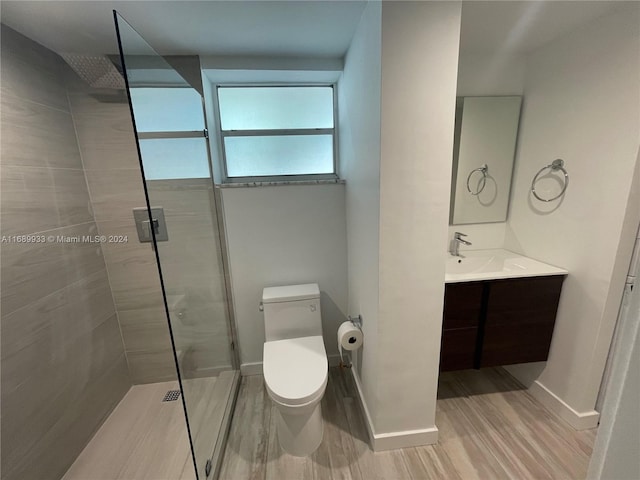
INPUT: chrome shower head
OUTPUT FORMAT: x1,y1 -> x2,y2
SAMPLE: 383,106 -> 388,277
60,53 -> 125,89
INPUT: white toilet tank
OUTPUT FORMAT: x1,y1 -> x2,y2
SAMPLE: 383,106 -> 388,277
262,284 -> 322,342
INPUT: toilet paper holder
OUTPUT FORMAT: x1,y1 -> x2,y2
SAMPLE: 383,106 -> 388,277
348,315 -> 362,329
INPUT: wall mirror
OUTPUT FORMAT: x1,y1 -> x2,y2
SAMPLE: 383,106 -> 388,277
450,95 -> 522,225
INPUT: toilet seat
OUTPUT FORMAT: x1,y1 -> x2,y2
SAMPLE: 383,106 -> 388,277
263,335 -> 328,406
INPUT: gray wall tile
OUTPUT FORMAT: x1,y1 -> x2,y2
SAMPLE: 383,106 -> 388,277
1,269 -> 116,362
0,24 -> 130,480
66,82 -> 177,385
0,27 -> 69,111
1,222 -> 107,316
66,57 -> 233,384
1,94 -> 83,169
126,349 -> 179,385
84,169 -> 148,223
1,165 -> 94,235
120,323 -> 175,354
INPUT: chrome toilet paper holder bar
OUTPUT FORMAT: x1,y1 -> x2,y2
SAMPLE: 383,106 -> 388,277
348,315 -> 362,329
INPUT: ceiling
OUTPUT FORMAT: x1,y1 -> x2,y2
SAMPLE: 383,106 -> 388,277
0,1 -> 366,57
0,1 -> 620,59
459,1 -> 618,54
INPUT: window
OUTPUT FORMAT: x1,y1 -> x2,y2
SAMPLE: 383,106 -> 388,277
130,87 -> 210,180
215,86 -> 337,181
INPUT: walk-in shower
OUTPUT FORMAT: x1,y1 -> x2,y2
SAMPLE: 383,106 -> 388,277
0,10 -> 239,480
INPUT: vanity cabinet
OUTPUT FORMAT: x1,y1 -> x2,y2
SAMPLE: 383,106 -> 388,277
440,275 -> 565,372
440,283 -> 483,371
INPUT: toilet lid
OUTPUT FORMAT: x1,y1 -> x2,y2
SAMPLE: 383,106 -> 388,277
263,336 -> 328,406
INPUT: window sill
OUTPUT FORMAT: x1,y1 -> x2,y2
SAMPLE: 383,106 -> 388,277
216,178 -> 345,188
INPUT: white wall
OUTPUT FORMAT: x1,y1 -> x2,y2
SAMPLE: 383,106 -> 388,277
450,52 -> 526,250
339,2 -> 462,449
457,52 -> 525,97
375,0 -> 461,442
221,184 -> 348,369
503,4 -> 640,426
448,223 -> 507,252
337,0 -> 382,433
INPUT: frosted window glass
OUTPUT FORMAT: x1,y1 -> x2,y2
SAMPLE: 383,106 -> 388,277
130,88 -> 204,132
139,138 -> 209,180
218,87 -> 333,130
225,135 -> 333,177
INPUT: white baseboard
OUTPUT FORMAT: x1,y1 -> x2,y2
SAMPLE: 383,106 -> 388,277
374,427 -> 439,451
529,380 -> 600,430
240,362 -> 263,376
349,365 -> 376,444
350,368 -> 439,451
240,354 -> 342,376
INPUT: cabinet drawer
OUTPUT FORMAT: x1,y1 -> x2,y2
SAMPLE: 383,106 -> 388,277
443,282 -> 484,329
440,328 -> 478,371
481,321 -> 555,367
486,276 -> 564,327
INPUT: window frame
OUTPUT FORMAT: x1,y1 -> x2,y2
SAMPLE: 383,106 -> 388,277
213,84 -> 339,183
132,86 -> 212,180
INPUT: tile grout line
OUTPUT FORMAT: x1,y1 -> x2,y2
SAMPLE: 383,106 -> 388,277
6,220 -> 95,237
1,84 -> 73,115
1,266 -> 114,321
0,163 -> 86,172
65,80 -> 134,382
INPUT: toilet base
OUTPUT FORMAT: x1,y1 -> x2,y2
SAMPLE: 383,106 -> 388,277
275,402 -> 323,456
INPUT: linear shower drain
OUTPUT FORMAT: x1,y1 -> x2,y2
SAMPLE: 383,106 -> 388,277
162,390 -> 181,402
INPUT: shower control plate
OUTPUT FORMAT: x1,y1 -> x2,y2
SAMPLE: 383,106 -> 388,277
133,207 -> 168,242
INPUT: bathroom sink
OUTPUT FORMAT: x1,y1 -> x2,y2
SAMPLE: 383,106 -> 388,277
446,255 -> 503,274
445,249 -> 567,283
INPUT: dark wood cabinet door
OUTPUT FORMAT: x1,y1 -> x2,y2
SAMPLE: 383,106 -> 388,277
485,276 -> 564,326
443,282 -> 484,329
440,328 -> 478,371
481,275 -> 564,367
481,322 -> 556,367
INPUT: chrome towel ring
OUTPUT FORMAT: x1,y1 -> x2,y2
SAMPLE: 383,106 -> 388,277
466,164 -> 488,195
531,159 -> 569,202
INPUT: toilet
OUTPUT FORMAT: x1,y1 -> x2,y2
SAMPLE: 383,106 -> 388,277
262,283 -> 328,456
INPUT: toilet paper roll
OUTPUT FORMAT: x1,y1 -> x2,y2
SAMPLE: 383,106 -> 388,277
337,321 -> 363,362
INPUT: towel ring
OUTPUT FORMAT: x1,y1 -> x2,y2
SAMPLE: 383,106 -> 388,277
466,164 -> 488,196
531,159 -> 569,202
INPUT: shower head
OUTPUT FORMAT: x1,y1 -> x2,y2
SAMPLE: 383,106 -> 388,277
60,53 -> 125,89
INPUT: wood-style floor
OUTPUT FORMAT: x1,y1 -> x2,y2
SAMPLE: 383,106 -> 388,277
219,367 -> 596,480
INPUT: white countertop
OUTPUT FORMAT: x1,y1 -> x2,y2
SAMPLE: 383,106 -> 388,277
445,249 -> 568,283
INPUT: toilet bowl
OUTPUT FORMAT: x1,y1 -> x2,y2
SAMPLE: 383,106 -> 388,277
264,335 -> 327,455
261,284 -> 328,456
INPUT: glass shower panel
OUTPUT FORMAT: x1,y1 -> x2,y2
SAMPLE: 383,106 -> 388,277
114,12 -> 238,480
129,88 -> 205,132
139,137 -> 210,180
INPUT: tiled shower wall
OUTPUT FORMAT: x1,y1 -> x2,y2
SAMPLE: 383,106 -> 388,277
65,62 -> 232,381
0,25 -> 131,480
148,179 -> 233,377
64,74 -> 177,384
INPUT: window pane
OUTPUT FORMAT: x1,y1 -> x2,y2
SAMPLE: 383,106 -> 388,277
224,135 -> 333,177
218,87 -> 333,130
139,138 -> 209,180
130,88 -> 204,132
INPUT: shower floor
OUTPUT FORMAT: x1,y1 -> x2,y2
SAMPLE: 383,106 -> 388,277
63,372 -> 235,480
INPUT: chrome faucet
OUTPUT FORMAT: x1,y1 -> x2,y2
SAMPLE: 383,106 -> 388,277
450,232 -> 472,257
